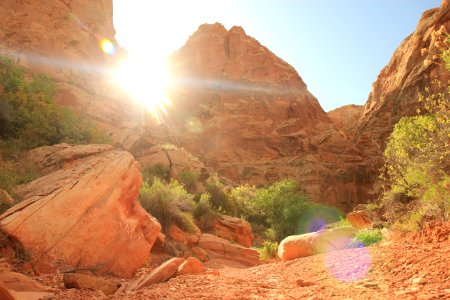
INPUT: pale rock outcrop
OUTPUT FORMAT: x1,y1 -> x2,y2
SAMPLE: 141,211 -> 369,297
0,144 -> 161,278
176,257 -> 206,276
277,227 -> 357,261
198,234 -> 260,266
347,211 -> 374,229
211,215 -> 253,247
127,257 -> 185,292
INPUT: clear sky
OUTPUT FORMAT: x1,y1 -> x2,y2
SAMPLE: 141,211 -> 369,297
112,0 -> 441,112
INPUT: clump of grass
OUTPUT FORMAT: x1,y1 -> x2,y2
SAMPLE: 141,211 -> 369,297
139,178 -> 197,234
177,171 -> 198,193
259,240 -> 278,260
142,163 -> 171,184
351,229 -> 383,248
194,192 -> 218,231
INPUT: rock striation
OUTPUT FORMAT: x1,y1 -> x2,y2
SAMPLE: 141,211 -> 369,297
0,144 -> 161,278
327,105 -> 364,140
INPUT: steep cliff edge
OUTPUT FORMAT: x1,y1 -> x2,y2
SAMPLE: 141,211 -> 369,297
354,0 -> 450,168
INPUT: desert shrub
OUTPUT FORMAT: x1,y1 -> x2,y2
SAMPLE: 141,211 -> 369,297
205,177 -> 234,214
139,178 -> 196,234
0,56 -> 110,152
229,184 -> 260,220
351,229 -> 383,248
142,163 -> 171,184
259,240 -> 278,260
194,192 -> 218,231
177,170 -> 198,193
380,27 -> 450,230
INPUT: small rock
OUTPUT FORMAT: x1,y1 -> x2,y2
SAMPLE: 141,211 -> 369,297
412,277 -> 427,285
176,257 -> 205,276
63,273 -> 120,295
296,279 -> 315,287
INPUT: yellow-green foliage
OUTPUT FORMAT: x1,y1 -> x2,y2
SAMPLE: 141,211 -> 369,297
139,178 -> 197,234
142,163 -> 171,184
193,192 -> 218,231
0,56 -> 110,152
177,170 -> 198,193
351,229 -> 383,248
381,28 -> 450,228
259,240 -> 278,260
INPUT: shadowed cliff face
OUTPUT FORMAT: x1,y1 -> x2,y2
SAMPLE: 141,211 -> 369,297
354,0 -> 450,168
164,23 -> 372,211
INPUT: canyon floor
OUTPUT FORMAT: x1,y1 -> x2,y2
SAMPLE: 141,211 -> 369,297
34,222 -> 450,300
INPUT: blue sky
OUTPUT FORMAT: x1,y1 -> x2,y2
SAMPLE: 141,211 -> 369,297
113,0 -> 441,111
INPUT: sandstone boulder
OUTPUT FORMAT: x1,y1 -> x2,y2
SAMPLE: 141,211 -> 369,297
168,224 -> 201,246
63,273 -> 120,295
278,227 -> 358,261
347,210 -> 373,229
0,144 -> 161,278
198,234 -> 259,266
127,257 -> 185,292
176,257 -> 206,276
211,215 -> 253,247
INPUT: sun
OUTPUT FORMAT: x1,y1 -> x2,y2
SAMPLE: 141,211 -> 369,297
113,56 -> 172,120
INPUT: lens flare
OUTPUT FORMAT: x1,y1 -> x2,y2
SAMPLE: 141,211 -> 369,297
324,245 -> 371,282
100,38 -> 115,55
113,57 -> 171,122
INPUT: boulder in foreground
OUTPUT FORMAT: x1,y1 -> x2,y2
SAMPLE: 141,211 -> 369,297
0,144 -> 161,278
278,227 -> 357,261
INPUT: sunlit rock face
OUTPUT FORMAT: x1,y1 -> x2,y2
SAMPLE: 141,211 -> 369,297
354,0 -> 450,168
167,23 -> 372,211
328,105 -> 364,140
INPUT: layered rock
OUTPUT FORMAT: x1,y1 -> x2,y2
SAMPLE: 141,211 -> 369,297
197,233 -> 260,266
355,0 -> 450,167
0,144 -> 161,278
167,23 -> 371,210
211,215 -> 253,247
328,105 -> 364,139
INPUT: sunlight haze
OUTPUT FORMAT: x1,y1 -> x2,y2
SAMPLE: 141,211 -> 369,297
112,0 -> 441,111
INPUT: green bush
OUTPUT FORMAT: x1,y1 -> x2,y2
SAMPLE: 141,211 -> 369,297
139,178 -> 196,234
142,163 -> 171,184
177,171 -> 198,193
351,229 -> 383,247
205,178 -> 233,214
193,192 -> 218,231
0,56 -> 110,151
259,240 -> 278,260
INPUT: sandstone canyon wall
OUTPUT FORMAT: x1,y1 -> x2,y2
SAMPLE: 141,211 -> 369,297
162,23 -> 372,210
354,1 -> 450,168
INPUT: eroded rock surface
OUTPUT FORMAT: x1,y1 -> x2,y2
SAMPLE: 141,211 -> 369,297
211,215 -> 253,247
328,105 -> 364,139
0,144 -> 161,278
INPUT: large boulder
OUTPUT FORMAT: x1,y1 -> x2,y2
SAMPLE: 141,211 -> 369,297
0,144 -> 161,278
198,234 -> 259,266
278,227 -> 358,261
0,272 -> 54,300
176,257 -> 206,276
211,215 -> 253,247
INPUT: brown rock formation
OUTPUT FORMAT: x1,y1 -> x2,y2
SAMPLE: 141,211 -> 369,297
355,0 -> 450,167
328,105 -> 364,139
63,273 -> 120,295
167,23 -> 371,211
176,257 -> 206,276
211,215 -> 253,247
198,233 -> 260,266
0,144 -> 161,278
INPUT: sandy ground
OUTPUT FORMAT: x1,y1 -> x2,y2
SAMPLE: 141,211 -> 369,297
38,222 -> 450,299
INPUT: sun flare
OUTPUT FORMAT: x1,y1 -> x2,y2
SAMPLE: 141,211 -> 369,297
113,57 -> 172,120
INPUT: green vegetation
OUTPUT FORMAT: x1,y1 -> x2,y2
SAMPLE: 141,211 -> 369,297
139,178 -> 197,234
380,27 -> 450,230
351,229 -> 383,247
0,56 -> 110,153
142,163 -> 171,184
193,192 -> 218,231
177,170 -> 198,193
258,240 -> 278,260
205,177 -> 232,214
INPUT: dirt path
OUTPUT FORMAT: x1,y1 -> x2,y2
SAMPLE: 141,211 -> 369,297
46,222 -> 450,299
